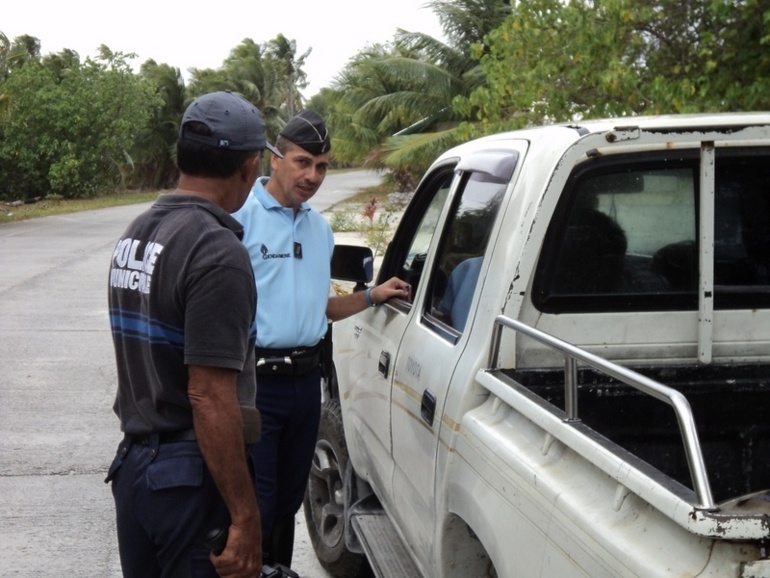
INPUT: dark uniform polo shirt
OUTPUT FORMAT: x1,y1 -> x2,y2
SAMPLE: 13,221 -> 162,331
108,194 -> 257,435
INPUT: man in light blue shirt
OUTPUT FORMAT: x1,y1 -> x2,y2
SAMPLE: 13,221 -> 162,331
439,256 -> 483,331
232,110 -> 409,568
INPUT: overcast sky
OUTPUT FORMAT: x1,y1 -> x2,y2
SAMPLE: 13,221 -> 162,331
3,0 -> 445,97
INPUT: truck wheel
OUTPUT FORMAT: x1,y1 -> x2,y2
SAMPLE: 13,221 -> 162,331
303,399 -> 372,578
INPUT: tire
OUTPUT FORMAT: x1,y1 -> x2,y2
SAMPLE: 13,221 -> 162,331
302,399 -> 373,578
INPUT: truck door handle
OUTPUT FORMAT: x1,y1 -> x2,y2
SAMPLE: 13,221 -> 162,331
421,390 -> 436,426
378,351 -> 390,378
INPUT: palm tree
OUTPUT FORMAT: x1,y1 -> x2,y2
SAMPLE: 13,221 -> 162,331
1,34 -> 45,127
41,49 -> 81,80
428,0 -> 511,50
0,32 -> 10,82
4,34 -> 42,73
188,38 -> 288,143
326,0 -> 509,184
329,38 -> 473,181
131,60 -> 187,189
0,33 -> 11,122
264,33 -> 310,117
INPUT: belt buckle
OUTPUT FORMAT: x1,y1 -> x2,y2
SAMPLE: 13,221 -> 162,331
256,356 -> 292,368
256,356 -> 292,374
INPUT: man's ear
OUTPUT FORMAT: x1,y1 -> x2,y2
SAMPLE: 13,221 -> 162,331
270,150 -> 283,172
241,153 -> 262,183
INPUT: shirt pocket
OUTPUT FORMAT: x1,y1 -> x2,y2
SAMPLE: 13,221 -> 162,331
146,455 -> 204,490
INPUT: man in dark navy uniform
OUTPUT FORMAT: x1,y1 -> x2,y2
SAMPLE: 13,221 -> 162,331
106,90 -> 279,578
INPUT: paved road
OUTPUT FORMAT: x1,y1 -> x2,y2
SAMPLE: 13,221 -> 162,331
0,170 -> 382,577
306,169 -> 382,213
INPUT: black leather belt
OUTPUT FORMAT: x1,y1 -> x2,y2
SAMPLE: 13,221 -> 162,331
255,343 -> 322,376
128,407 -> 261,448
131,429 -> 197,445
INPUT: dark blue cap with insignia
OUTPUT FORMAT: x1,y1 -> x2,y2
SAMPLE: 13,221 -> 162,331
180,90 -> 282,157
279,109 -> 331,155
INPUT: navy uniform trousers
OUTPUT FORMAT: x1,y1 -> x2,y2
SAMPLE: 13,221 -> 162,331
106,435 -> 230,578
252,367 -> 322,565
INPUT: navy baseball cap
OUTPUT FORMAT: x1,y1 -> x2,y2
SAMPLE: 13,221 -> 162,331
279,109 -> 331,155
180,90 -> 282,157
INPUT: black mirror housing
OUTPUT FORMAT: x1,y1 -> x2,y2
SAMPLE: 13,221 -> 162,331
331,245 -> 374,286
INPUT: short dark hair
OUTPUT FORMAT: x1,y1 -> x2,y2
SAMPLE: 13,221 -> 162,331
274,135 -> 297,157
176,121 -> 259,178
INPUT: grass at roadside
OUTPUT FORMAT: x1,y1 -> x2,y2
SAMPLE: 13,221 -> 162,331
0,176 -> 404,225
1,191 -> 162,224
1,179 -> 408,296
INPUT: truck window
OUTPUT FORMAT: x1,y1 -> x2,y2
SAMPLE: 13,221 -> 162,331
425,171 -> 506,335
377,168 -> 455,302
533,148 -> 770,312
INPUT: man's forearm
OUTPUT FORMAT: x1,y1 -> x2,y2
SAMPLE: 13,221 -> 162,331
326,276 -> 412,321
326,290 -> 368,322
194,400 -> 259,525
188,366 -> 259,526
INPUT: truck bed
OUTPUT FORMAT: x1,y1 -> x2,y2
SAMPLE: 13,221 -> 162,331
504,363 -> 770,503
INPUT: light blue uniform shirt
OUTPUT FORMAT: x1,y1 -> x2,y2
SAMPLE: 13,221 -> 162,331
439,256 -> 483,331
232,177 -> 335,348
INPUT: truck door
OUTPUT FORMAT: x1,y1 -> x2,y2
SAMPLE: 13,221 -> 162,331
339,167 -> 456,497
387,158 -> 512,562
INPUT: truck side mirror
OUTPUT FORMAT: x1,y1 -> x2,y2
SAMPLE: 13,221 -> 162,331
331,245 -> 374,291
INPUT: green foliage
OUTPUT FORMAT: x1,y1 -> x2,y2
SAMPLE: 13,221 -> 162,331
326,190 -> 410,256
328,210 -> 360,233
0,30 -> 313,201
6,0 -> 769,205
322,0 -> 510,184
130,60 -> 187,190
0,47 -> 158,200
187,36 -> 310,144
360,194 -> 411,256
379,129 -> 466,186
455,0 -> 641,132
1,190 -> 158,223
328,45 -> 444,162
428,0 -> 513,52
361,198 -> 398,256
265,33 -> 310,117
456,0 -> 770,136
306,87 -> 337,118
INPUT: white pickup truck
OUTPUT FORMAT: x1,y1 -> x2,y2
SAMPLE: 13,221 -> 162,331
303,114 -> 770,578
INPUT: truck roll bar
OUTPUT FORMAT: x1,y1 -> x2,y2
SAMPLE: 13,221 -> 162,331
490,314 -> 716,510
